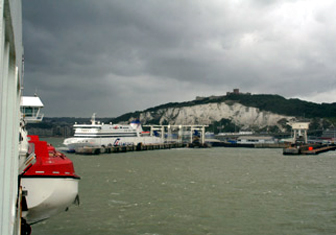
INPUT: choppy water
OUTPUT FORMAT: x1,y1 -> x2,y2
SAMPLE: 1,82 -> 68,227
33,138 -> 336,235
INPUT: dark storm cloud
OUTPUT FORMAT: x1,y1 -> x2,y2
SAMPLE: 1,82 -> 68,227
22,0 -> 336,117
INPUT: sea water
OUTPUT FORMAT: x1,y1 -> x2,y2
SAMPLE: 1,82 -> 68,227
32,138 -> 336,235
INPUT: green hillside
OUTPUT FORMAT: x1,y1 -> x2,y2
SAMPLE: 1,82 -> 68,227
113,93 -> 336,123
223,94 -> 336,118
27,93 -> 336,137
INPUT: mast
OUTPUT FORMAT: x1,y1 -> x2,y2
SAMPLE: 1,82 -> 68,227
91,113 -> 96,125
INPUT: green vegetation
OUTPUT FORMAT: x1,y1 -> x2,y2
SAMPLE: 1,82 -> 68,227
109,93 -> 336,135
110,111 -> 142,124
135,93 -> 336,119
27,122 -> 54,129
30,93 -> 335,137
207,118 -> 240,134
223,94 -> 336,118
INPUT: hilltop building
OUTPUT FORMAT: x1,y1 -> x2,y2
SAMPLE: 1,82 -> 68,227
196,89 -> 251,101
226,88 -> 251,96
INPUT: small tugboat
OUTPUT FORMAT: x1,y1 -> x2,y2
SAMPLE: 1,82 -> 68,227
21,135 -> 80,224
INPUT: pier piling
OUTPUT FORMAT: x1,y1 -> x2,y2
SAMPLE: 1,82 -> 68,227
74,142 -> 185,155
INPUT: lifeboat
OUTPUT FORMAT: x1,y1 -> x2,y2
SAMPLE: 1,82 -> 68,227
21,135 -> 80,224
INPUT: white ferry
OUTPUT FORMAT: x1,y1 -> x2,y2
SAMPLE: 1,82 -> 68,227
63,114 -> 164,151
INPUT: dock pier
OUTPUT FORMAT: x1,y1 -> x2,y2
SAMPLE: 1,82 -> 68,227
282,121 -> 336,155
74,142 -> 186,155
283,144 -> 336,155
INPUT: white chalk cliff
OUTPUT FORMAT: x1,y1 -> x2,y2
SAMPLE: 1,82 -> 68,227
138,101 -> 295,132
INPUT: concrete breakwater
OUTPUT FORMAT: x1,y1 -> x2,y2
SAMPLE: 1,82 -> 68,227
75,142 -> 186,155
210,141 -> 288,148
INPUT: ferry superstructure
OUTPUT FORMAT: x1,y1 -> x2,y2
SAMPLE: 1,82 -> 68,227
0,1 -> 80,233
63,114 -> 164,151
0,0 -> 25,234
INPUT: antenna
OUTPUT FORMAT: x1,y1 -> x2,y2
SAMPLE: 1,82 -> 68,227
91,113 -> 96,125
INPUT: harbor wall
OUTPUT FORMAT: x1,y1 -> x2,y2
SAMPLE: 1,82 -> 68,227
74,143 -> 185,155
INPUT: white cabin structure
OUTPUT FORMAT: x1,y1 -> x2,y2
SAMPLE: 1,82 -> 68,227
21,96 -> 44,123
289,122 -> 310,144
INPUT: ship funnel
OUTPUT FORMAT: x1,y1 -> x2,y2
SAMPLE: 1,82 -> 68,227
130,119 -> 143,133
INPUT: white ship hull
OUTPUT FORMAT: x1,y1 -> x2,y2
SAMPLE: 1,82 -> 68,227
21,177 -> 79,224
64,136 -> 164,151
64,114 -> 164,151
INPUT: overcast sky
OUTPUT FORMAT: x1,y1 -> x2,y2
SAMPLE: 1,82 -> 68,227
22,0 -> 336,117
